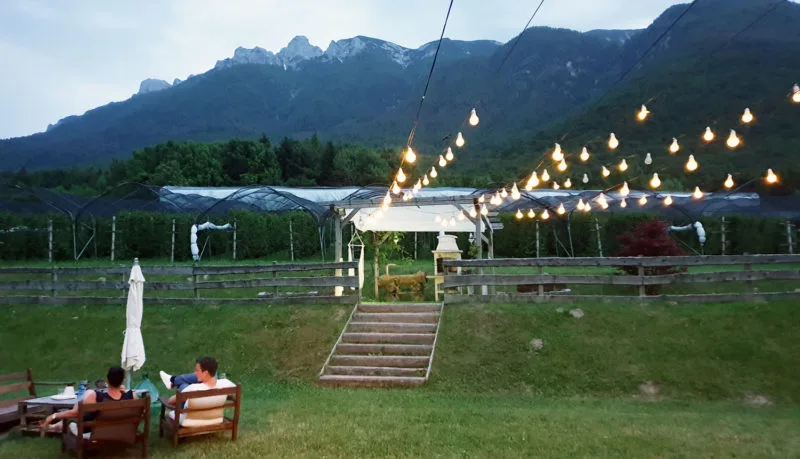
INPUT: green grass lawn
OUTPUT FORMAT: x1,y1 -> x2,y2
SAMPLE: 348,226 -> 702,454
2,299 -> 800,456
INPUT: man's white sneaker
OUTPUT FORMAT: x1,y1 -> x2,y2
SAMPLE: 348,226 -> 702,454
159,371 -> 173,390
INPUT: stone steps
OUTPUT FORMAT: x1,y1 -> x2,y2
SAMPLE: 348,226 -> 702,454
319,302 -> 443,388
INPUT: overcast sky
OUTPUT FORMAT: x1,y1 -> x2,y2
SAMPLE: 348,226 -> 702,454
0,0 -> 690,139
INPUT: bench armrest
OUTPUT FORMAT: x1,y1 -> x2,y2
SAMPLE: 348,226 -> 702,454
158,395 -> 175,409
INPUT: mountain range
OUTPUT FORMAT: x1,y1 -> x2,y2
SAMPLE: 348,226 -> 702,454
1,0 -> 799,176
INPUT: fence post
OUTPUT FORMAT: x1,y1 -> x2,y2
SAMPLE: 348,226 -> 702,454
72,220 -> 77,261
720,217 -> 727,255
232,221 -> 237,261
272,261 -> 278,296
48,219 -> 53,264
786,220 -> 794,255
594,217 -> 604,257
193,266 -> 200,299
288,219 -> 295,262
121,272 -> 126,298
170,219 -> 176,263
414,232 -> 418,260
50,267 -> 57,297
537,264 -> 544,296
110,216 -> 116,261
638,263 -> 645,298
535,221 -> 540,258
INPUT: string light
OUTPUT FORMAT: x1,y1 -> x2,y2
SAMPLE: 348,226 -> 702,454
515,209 -> 523,220
685,154 -> 698,172
396,168 -> 407,183
552,143 -> 564,162
577,199 -> 586,211
469,108 -> 480,126
638,195 -> 648,206
583,202 -> 592,213
793,84 -> 800,103
650,173 -> 661,189
438,155 -> 448,168
383,191 -> 392,206
618,159 -> 628,172
445,147 -> 454,161
541,209 -> 550,220
693,187 -> 704,199
598,195 -> 609,210
582,174 -> 589,184
423,174 -> 430,186
608,133 -> 619,150
413,179 -> 422,192
726,130 -> 741,149
620,182 -> 630,197
669,137 -> 680,154
527,209 -> 536,219
481,204 -> 489,216
724,174 -> 734,189
430,167 -> 438,178
403,192 -> 412,201
500,187 -> 508,199
435,215 -> 442,223
553,182 -> 560,190
564,178 -> 572,188
525,171 -> 540,191
766,168 -> 779,184
541,169 -> 550,182
703,127 -> 715,142
741,108 -> 754,124
391,181 -> 401,195
580,147 -> 590,162
663,195 -> 673,206
637,104 -> 650,121
404,146 -> 417,163
492,191 -> 502,205
511,183 -> 521,200
620,198 -> 628,208
558,159 -> 568,172
478,194 -> 485,204
455,132 -> 465,147
449,217 -> 456,227
644,153 -> 652,165
557,203 -> 566,215
469,207 -> 478,218
457,211 -> 465,221
601,166 -> 611,178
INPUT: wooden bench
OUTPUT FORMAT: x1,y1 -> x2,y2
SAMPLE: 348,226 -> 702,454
61,395 -> 150,459
159,385 -> 241,447
0,369 -> 73,430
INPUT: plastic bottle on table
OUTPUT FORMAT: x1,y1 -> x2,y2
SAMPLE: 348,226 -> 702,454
77,380 -> 88,398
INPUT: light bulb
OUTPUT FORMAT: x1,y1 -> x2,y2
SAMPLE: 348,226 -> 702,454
741,108 -> 754,124
583,202 -> 591,212
439,155 -> 447,167
423,174 -> 430,186
637,104 -> 650,121
552,143 -> 564,162
458,211 -> 466,221
449,217 -> 456,226
693,187 -> 703,199
404,146 -> 416,163
403,192 -> 411,201
558,159 -> 568,172
527,209 -> 535,219
515,209 -> 524,220
793,84 -> 800,103
435,215 -> 442,223
726,130 -> 741,149
469,108 -> 480,126
383,191 -> 392,206
703,127 -> 715,142
602,166 -> 611,178
478,194 -> 485,203
620,198 -> 628,208
541,169 -> 550,182
501,187 -> 508,199
669,137 -> 680,154
663,195 -> 673,206
557,203 -> 566,215
469,207 -> 478,218
455,132 -> 465,148
620,181 -> 630,197
511,183 -> 521,200
724,174 -> 734,189
618,159 -> 628,172
580,147 -> 590,162
685,154 -> 698,172
766,168 -> 779,184
645,153 -> 653,165
553,182 -> 560,190
396,167 -> 407,183
481,204 -> 488,216
582,173 -> 589,184
430,167 -> 438,179
493,191 -> 502,205
608,133 -> 619,150
577,199 -> 586,211
413,179 -> 422,192
445,147 -> 454,161
564,178 -> 572,189
650,173 -> 661,189
526,171 -> 540,191
391,181 -> 401,195
541,209 -> 550,220
638,195 -> 648,206
441,218 -> 448,227
598,195 -> 609,210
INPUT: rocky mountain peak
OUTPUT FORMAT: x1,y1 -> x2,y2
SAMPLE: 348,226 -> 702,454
278,36 -> 323,63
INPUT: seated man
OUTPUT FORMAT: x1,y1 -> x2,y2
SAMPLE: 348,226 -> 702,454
159,357 -> 235,426
41,366 -> 138,434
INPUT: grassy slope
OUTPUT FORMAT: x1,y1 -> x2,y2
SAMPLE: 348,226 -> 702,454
2,300 -> 800,457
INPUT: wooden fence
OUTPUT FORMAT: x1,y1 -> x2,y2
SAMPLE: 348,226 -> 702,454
443,255 -> 800,304
0,261 -> 360,306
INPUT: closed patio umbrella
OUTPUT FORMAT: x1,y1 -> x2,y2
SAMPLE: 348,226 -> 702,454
121,258 -> 146,387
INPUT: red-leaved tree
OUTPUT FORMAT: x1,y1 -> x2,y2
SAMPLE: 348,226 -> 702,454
615,219 -> 687,294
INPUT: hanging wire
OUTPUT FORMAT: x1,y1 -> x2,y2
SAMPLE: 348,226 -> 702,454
496,0 -> 547,72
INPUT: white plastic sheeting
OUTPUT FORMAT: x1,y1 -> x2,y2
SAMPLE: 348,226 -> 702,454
191,221 -> 233,261
349,205 -> 481,233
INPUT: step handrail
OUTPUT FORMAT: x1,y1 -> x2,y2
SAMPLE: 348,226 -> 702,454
318,300 -> 362,378
424,303 -> 444,382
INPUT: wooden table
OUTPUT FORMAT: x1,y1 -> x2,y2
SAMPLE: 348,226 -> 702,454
17,395 -> 78,437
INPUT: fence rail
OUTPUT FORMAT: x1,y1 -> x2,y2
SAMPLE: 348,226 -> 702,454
0,261 -> 360,306
443,255 -> 800,303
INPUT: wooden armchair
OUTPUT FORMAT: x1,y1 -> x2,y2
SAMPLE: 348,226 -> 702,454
0,369 -> 73,429
61,395 -> 150,459
159,385 -> 241,447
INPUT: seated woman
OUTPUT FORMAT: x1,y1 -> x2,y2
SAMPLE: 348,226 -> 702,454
41,366 -> 137,434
